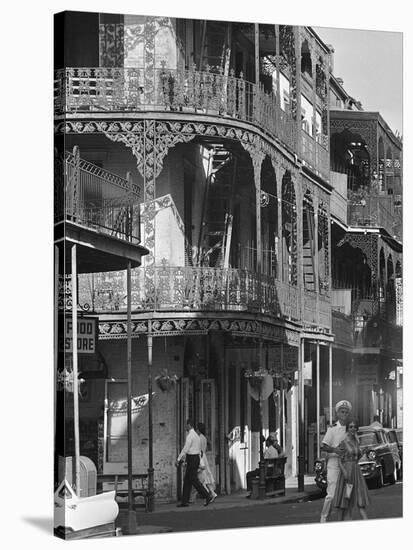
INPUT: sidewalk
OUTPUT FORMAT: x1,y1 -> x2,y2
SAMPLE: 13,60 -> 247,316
116,475 -> 320,534
147,475 -> 319,513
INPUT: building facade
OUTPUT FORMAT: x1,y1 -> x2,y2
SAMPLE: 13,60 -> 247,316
55,12 -> 402,505
328,73 -> 403,430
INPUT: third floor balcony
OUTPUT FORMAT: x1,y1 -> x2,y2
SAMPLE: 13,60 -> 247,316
54,66 -> 296,152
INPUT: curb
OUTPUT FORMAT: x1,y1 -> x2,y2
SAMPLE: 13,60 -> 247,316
127,489 -> 322,516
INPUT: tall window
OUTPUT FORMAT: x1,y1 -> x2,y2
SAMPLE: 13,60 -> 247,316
301,94 -> 314,136
281,172 -> 297,285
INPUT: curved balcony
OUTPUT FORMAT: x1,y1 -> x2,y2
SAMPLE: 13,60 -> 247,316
78,266 -> 302,322
54,66 -> 296,152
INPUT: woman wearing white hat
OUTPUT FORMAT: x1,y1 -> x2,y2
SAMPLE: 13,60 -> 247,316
319,400 -> 352,523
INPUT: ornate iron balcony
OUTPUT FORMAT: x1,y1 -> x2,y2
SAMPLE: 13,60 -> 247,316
78,266 -> 303,321
54,66 -> 296,151
55,147 -> 141,244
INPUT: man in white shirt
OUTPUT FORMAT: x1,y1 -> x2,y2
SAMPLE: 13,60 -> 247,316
319,400 -> 352,523
176,419 -> 212,507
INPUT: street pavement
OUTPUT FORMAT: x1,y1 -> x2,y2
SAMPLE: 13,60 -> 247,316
116,480 -> 402,536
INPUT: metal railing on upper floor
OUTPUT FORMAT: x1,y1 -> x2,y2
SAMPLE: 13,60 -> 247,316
54,66 -> 296,151
54,147 -> 141,244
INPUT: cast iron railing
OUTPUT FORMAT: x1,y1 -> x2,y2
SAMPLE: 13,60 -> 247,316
54,66 -> 296,151
79,266 -> 307,321
55,147 -> 141,243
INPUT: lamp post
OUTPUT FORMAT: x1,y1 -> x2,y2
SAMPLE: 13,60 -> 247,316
244,365 -> 273,500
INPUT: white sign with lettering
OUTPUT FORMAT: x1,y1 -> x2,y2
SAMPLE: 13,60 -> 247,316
59,318 -> 97,354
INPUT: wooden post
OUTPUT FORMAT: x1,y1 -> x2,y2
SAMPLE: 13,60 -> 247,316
71,244 -> 81,496
126,261 -> 137,533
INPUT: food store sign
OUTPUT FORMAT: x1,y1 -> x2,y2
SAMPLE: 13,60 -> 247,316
59,318 -> 97,354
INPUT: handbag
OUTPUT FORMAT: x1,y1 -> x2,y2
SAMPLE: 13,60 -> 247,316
345,482 -> 353,499
198,454 -> 206,471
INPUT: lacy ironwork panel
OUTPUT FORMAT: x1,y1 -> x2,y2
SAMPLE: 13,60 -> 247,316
80,265 -> 303,321
54,66 -> 296,152
98,316 -> 300,346
318,202 -> 330,293
99,24 -> 125,67
330,118 -> 378,173
279,25 -> 297,121
337,233 -> 379,281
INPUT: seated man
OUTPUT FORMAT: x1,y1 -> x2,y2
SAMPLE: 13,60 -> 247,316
246,436 -> 282,493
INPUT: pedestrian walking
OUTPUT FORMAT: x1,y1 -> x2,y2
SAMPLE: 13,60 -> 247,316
176,419 -> 213,507
333,419 -> 369,521
319,400 -> 352,523
197,422 -> 218,502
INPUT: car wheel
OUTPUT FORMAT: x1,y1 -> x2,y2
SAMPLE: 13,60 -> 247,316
396,464 -> 402,481
376,466 -> 384,488
387,466 -> 396,485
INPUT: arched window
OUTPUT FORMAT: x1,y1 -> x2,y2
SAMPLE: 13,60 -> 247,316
260,157 -> 278,278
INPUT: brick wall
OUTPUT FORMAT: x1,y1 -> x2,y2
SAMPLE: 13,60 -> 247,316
98,336 -> 184,500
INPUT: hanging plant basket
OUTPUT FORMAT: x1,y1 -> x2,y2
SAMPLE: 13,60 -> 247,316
56,367 -> 85,394
155,369 -> 179,392
244,368 -> 269,392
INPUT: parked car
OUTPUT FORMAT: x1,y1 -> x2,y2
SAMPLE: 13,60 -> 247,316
313,425 -> 402,491
358,426 -> 401,488
385,428 -> 403,480
314,457 -> 327,495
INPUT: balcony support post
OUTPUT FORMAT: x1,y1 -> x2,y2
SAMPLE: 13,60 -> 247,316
147,319 -> 155,511
297,336 -> 305,492
126,260 -> 137,533
71,244 -> 81,497
328,343 -> 333,426
316,342 -> 320,458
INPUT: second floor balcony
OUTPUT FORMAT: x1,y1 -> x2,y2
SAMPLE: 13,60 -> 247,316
77,265 -> 331,331
347,192 -> 400,239
79,266 -> 303,322
55,147 -> 141,245
54,66 -> 296,151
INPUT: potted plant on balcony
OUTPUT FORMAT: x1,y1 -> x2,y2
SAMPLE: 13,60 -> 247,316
155,368 -> 179,392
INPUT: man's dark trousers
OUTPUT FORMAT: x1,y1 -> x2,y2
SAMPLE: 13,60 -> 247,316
181,454 -> 210,504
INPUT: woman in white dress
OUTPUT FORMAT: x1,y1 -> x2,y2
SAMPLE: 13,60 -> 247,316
197,422 -> 217,502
